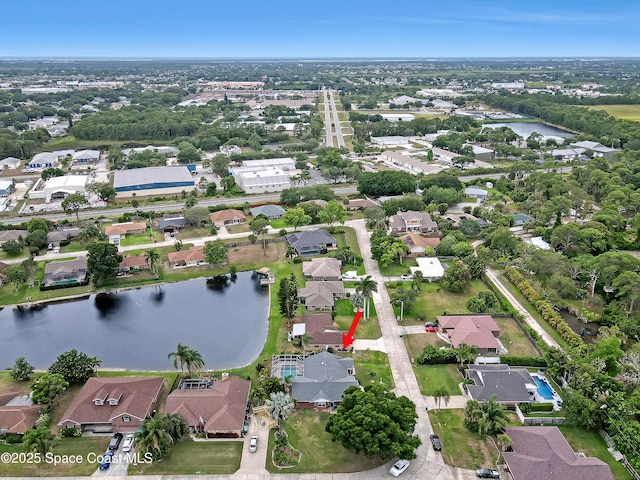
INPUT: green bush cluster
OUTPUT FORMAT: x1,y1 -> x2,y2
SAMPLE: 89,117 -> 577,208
504,268 -> 583,347
529,402 -> 555,412
499,356 -> 547,367
416,345 -> 457,365
5,434 -> 23,444
60,427 -> 82,437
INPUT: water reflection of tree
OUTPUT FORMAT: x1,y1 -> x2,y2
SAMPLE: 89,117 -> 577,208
95,293 -> 125,318
151,286 -> 164,304
206,274 -> 231,292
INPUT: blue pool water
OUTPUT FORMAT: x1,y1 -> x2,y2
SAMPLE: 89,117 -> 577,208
280,366 -> 298,379
533,376 -> 554,400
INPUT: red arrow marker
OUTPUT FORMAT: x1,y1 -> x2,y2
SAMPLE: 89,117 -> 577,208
342,311 -> 362,349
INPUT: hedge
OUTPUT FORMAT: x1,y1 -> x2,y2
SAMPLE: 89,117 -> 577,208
417,345 -> 458,365
500,355 -> 547,367
529,402 -> 555,412
504,268 -> 583,348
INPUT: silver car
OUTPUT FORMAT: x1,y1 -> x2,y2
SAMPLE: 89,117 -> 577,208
249,435 -> 258,453
389,459 -> 410,477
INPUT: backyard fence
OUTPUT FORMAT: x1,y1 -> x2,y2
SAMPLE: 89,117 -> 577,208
599,429 -> 640,480
515,404 -> 566,426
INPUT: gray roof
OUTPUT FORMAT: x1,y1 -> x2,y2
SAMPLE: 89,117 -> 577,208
250,204 -> 286,218
292,352 -> 358,403
47,229 -> 80,243
466,365 -> 535,403
158,217 -> 187,229
114,166 -> 194,189
286,230 -> 337,254
0,157 -> 21,166
0,230 -> 28,243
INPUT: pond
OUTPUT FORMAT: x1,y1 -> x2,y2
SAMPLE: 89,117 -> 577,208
484,122 -> 575,139
558,309 -> 599,343
0,272 -> 269,370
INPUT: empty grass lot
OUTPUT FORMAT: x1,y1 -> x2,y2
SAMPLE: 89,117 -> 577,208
266,410 -> 385,473
0,438 -> 109,477
587,104 -> 640,121
428,409 -> 498,469
494,317 -> 540,357
415,364 -> 462,397
352,350 -> 395,389
130,438 -> 242,475
334,298 -> 381,339
388,279 -> 493,322
118,229 -> 164,247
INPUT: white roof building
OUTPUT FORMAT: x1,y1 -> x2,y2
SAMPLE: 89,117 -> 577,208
381,150 -> 443,176
411,257 -> 445,280
121,146 -> 179,157
242,157 -> 296,171
370,136 -> 413,146
380,113 -> 415,123
0,157 -> 21,170
524,237 -> 552,250
72,150 -> 100,163
29,150 -> 75,168
29,175 -> 88,200
231,165 -> 292,194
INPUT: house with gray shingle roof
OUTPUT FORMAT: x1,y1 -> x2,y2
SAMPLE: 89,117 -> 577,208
299,281 -> 345,311
286,230 -> 337,256
466,364 -> 537,404
291,351 -> 358,408
303,257 -> 341,281
42,258 -> 88,289
250,204 -> 286,219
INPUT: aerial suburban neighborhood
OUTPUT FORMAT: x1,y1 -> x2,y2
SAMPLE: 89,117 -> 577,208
1,4 -> 640,479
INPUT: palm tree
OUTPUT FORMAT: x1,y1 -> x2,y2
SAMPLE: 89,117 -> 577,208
455,343 -> 477,367
478,396 -> 509,436
463,399 -> 483,432
285,245 -> 297,263
183,347 -> 205,377
168,343 -> 190,376
433,386 -> 451,410
497,433 -> 512,452
145,248 -> 161,275
355,276 -> 378,321
22,427 -> 59,455
266,391 -> 295,428
135,417 -> 173,458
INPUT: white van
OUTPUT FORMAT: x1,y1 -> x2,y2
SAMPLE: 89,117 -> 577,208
341,271 -> 359,280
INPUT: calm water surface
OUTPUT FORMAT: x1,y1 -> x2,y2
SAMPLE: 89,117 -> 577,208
485,122 -> 575,139
0,272 -> 269,370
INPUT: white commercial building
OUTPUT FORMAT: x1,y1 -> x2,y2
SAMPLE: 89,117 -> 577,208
241,157 -> 296,171
381,150 -> 443,176
29,175 -> 88,200
231,165 -> 292,194
370,136 -> 413,146
411,257 -> 445,281
380,113 -> 415,123
29,150 -> 75,169
121,146 -> 179,157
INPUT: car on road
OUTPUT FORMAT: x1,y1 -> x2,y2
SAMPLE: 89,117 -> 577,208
108,432 -> 123,451
400,274 -> 413,280
425,325 -> 438,332
476,469 -> 500,478
99,451 -> 114,470
249,435 -> 258,453
430,434 -> 442,451
389,459 -> 410,477
122,433 -> 134,452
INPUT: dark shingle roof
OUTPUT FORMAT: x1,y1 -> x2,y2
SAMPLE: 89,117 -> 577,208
286,230 -> 337,254
292,351 -> 358,403
466,365 -> 535,403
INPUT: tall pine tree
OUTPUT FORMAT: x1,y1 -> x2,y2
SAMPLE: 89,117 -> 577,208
278,273 -> 299,327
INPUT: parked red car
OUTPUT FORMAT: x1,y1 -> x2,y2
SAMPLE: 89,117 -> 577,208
425,326 -> 439,332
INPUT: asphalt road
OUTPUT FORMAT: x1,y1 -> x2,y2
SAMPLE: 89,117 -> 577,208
322,88 -> 346,148
0,186 -> 358,225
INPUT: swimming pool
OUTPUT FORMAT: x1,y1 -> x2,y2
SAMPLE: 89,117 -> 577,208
533,376 -> 554,400
280,365 -> 298,379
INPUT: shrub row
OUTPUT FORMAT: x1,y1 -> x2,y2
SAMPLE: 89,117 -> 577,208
416,345 -> 457,365
529,402 -> 555,412
504,268 -> 583,348
499,355 -> 547,367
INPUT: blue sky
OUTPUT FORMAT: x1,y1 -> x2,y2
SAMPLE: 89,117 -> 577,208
3,0 -> 639,58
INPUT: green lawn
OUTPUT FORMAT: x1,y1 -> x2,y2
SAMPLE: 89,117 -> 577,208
414,364 -> 462,397
494,317 -> 540,357
388,279 -> 492,322
379,259 -> 417,277
266,410 -> 385,473
335,298 -> 381,339
559,426 -> 631,480
428,409 -> 498,469
270,219 -> 286,229
0,437 -> 109,476
332,227 -> 365,274
587,104 -> 640,122
351,350 -> 394,389
119,229 -> 163,246
129,438 -> 242,475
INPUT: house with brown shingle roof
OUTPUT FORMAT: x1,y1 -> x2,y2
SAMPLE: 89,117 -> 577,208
105,222 -> 147,245
503,426 -> 614,480
400,233 -> 441,257
437,315 -> 501,354
118,254 -> 148,274
0,393 -> 43,435
297,314 -> 345,349
209,209 -> 246,227
168,246 -> 206,268
345,198 -> 378,211
302,257 -> 342,281
165,375 -> 250,438
58,377 -> 164,433
0,230 -> 28,246
388,211 -> 438,234
299,281 -> 346,312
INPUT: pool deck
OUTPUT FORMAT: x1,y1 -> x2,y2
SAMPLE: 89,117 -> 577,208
531,373 -> 563,410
